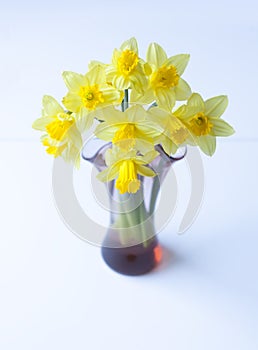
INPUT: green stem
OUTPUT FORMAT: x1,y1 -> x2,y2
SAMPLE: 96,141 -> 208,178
122,89 -> 129,112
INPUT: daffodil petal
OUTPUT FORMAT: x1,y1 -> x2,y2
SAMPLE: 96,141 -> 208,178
102,86 -> 122,105
165,54 -> 190,75
211,118 -> 235,136
42,95 -> 64,116
187,93 -> 205,109
78,108 -> 94,132
120,37 -> 138,53
174,105 -> 200,120
126,105 -> 146,123
137,164 -> 157,177
94,123 -> 119,141
174,78 -> 191,101
198,135 -> 216,156
86,65 -> 105,85
161,135 -> 174,155
62,71 -> 85,92
130,87 -> 155,104
204,95 -> 228,118
62,92 -> 82,113
146,42 -> 167,68
32,117 -> 54,131
148,107 -> 170,125
140,149 -> 159,163
97,164 -> 119,182
67,125 -> 83,150
156,89 -> 176,111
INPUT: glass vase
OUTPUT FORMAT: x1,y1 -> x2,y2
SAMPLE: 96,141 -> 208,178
82,140 -> 185,276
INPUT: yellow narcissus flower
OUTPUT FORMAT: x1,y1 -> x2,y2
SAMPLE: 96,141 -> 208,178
94,104 -> 162,153
175,93 -> 235,156
62,65 -> 122,132
131,43 -> 191,110
97,148 -> 158,194
105,37 -> 148,93
148,106 -> 191,155
32,95 -> 82,166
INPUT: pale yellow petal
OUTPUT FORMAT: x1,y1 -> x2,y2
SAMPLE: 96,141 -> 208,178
67,124 -> 83,150
136,121 -> 163,138
204,95 -> 228,118
42,95 -> 64,116
62,71 -> 85,92
126,105 -> 146,123
174,105 -> 200,120
120,37 -> 138,53
113,74 -> 129,90
187,93 -> 205,110
211,118 -> 235,136
198,135 -> 216,156
94,123 -> 119,141
88,60 -> 106,70
95,106 -> 124,124
174,78 -> 191,101
130,87 -> 155,104
165,54 -> 190,75
146,42 -> 167,68
137,164 -> 157,177
140,149 -> 159,163
62,92 -> 82,113
86,65 -> 106,85
32,117 -> 54,131
97,164 -> 119,182
78,108 -> 94,132
156,89 -> 176,111
102,85 -> 121,105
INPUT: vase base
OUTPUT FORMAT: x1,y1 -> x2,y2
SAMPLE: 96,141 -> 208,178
101,237 -> 161,276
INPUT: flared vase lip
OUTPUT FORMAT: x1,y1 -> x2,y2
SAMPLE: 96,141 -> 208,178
155,144 -> 187,163
81,138 -> 187,165
81,139 -> 112,163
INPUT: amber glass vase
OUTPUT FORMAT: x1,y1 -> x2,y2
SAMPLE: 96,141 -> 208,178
82,140 -> 185,276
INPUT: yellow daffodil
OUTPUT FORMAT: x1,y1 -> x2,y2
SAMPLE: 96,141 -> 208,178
175,93 -> 235,156
148,106 -> 191,155
97,148 -> 158,194
94,104 -> 162,153
62,65 -> 122,132
32,95 -> 82,166
131,43 -> 191,110
105,37 -> 148,93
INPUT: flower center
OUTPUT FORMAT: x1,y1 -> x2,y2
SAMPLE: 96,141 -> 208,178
116,160 -> 141,194
151,65 -> 179,89
117,49 -> 139,77
189,112 -> 213,136
46,114 -> 74,141
112,124 -> 136,150
79,85 -> 104,110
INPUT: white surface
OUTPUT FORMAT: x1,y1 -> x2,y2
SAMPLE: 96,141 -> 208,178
1,0 -> 258,349
0,141 -> 257,350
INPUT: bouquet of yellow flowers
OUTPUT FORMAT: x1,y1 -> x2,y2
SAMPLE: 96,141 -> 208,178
33,37 -> 234,195
33,38 -> 234,275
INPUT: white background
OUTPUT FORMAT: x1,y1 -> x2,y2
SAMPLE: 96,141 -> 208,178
0,1 -> 258,349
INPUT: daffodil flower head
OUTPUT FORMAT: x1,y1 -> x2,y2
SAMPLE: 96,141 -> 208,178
175,93 -> 235,156
97,148 -> 158,194
32,95 -> 83,166
148,106 -> 190,155
106,38 -> 148,93
62,65 -> 121,132
131,43 -> 191,111
94,104 -> 162,153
